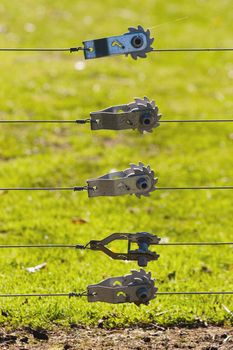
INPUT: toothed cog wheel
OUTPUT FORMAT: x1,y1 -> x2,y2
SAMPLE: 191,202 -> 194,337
128,96 -> 161,133
125,162 -> 158,198
124,269 -> 157,305
125,25 -> 154,60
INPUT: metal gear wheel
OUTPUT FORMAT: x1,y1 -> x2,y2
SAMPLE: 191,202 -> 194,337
126,162 -> 158,198
125,25 -> 154,60
124,269 -> 157,305
127,96 -> 161,133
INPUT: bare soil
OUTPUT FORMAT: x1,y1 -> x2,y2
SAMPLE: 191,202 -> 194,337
0,326 -> 232,350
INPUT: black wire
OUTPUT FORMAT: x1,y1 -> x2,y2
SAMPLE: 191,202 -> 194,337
0,47 -> 232,53
0,47 -> 88,53
159,242 -> 233,246
0,119 -> 91,124
0,292 -> 90,298
160,119 -> 233,123
0,244 -> 78,248
0,291 -> 232,298
0,186 -> 92,191
0,242 -> 232,249
0,187 -> 74,191
156,186 -> 233,190
0,186 -> 232,191
152,48 -> 233,52
0,118 -> 233,124
157,291 -> 233,295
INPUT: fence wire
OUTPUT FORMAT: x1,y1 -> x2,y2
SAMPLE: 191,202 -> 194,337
0,291 -> 232,298
0,242 -> 232,249
0,118 -> 233,124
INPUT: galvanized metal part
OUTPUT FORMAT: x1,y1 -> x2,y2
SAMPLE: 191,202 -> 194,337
87,269 -> 157,305
87,162 -> 158,198
83,25 -> 154,60
89,232 -> 160,267
90,97 -> 161,133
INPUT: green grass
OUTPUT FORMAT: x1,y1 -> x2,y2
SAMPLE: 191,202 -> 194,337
0,0 -> 233,328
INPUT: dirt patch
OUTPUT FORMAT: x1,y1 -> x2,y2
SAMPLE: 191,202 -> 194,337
0,326 -> 232,350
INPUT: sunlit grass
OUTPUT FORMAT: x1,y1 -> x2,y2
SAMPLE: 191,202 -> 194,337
0,0 -> 232,328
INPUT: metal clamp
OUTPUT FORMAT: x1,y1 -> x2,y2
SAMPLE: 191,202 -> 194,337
90,97 -> 161,133
87,162 -> 157,198
87,269 -> 157,305
83,25 -> 154,60
89,232 -> 160,267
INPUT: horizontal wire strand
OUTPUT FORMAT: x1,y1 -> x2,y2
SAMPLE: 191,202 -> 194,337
156,186 -> 233,190
160,119 -> 233,123
0,244 -> 78,248
0,187 -> 75,191
0,186 -> 232,191
0,48 -> 70,52
152,48 -> 233,52
157,291 -> 233,295
0,292 -> 89,298
0,119 -> 91,124
0,186 -> 93,191
0,291 -> 232,298
0,47 -> 88,53
0,242 -> 232,249
0,47 -> 233,53
0,119 -> 232,124
159,242 -> 233,246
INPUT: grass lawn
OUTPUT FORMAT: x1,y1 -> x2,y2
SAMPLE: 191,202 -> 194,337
0,0 -> 232,328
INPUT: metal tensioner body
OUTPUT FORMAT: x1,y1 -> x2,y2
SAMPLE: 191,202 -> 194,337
87,269 -> 157,305
87,162 -> 157,198
89,232 -> 161,267
83,25 -> 154,60
90,97 -> 161,133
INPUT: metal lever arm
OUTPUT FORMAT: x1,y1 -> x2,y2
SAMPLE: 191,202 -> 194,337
89,232 -> 160,266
